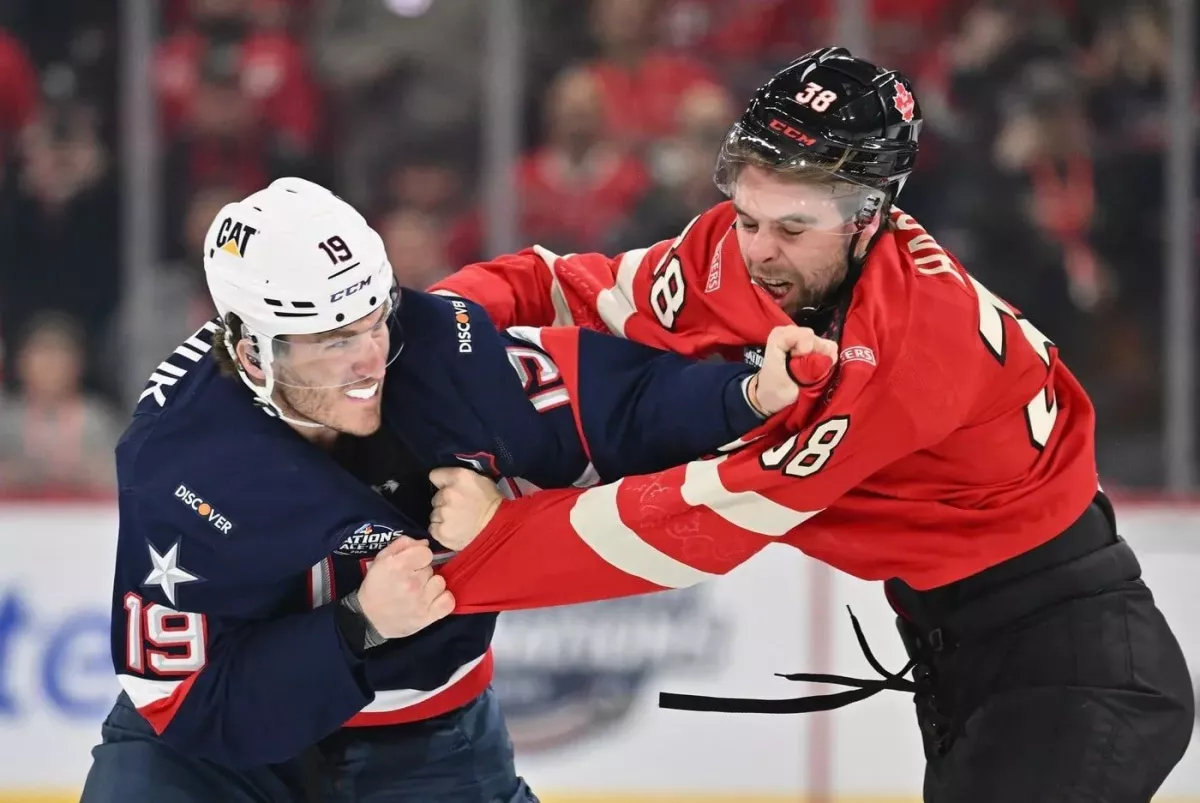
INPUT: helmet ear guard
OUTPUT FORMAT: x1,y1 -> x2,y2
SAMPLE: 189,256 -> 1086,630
217,312 -> 262,369
854,193 -> 883,230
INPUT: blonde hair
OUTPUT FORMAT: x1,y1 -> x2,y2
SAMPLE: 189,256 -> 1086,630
724,136 -> 858,186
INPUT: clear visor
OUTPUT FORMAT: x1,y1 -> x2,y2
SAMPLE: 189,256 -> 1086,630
263,296 -> 401,391
714,123 -> 885,236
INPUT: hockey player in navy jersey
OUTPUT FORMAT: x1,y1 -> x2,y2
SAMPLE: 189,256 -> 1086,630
80,178 -> 822,803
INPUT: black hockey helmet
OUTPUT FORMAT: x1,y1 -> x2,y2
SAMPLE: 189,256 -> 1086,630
715,47 -> 923,203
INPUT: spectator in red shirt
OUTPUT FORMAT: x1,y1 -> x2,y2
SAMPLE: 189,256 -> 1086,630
161,52 -> 270,263
447,67 -> 649,261
155,0 -> 320,155
515,67 -> 649,254
584,0 -> 721,151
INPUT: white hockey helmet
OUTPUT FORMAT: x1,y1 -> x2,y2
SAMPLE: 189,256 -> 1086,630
202,177 -> 397,416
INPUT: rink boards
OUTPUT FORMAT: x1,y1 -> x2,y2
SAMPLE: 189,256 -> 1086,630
0,501 -> 1196,801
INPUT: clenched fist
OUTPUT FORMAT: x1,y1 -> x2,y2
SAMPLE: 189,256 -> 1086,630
355,536 -> 455,639
428,468 -> 503,552
747,325 -> 838,415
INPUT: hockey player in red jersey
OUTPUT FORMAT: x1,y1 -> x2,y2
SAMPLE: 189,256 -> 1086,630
429,47 -> 1194,802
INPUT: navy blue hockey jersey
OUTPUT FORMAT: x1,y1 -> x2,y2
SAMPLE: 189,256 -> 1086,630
110,290 -> 764,768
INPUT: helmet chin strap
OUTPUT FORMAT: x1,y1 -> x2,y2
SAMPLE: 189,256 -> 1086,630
271,408 -> 329,431
224,326 -> 330,431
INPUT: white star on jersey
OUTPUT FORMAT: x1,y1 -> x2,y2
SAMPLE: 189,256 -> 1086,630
143,541 -> 199,605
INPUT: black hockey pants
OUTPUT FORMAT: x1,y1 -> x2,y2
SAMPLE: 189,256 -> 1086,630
659,493 -> 1194,802
886,494 -> 1194,803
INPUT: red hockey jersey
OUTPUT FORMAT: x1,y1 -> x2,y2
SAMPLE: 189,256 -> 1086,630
432,203 -> 1100,607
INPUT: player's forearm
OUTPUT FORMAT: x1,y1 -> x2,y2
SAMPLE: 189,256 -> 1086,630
149,604 -> 373,768
438,489 -> 671,612
439,483 -> 742,612
589,359 -> 764,480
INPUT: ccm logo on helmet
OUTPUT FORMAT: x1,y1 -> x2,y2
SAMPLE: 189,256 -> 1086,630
214,217 -> 258,258
451,299 -> 473,353
769,118 -> 817,147
331,276 -> 372,303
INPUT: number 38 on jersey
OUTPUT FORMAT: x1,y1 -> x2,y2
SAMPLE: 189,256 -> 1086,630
971,274 -> 1058,450
761,417 -> 850,478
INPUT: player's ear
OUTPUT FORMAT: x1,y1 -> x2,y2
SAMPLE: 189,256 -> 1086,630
235,338 -> 266,382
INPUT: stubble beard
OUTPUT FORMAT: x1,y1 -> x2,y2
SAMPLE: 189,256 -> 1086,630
276,382 -> 382,437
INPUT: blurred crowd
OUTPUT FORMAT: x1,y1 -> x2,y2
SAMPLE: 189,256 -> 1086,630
0,0 -> 1194,495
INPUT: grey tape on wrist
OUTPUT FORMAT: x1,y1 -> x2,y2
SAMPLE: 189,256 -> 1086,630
341,590 -> 389,650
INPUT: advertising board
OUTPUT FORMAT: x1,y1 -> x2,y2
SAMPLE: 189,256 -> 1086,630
0,502 -> 1195,802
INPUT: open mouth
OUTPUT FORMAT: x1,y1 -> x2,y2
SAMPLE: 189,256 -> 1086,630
752,276 -> 794,301
344,382 -> 380,401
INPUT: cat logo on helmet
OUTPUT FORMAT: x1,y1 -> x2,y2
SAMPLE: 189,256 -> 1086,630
214,217 -> 259,258
893,83 -> 916,123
